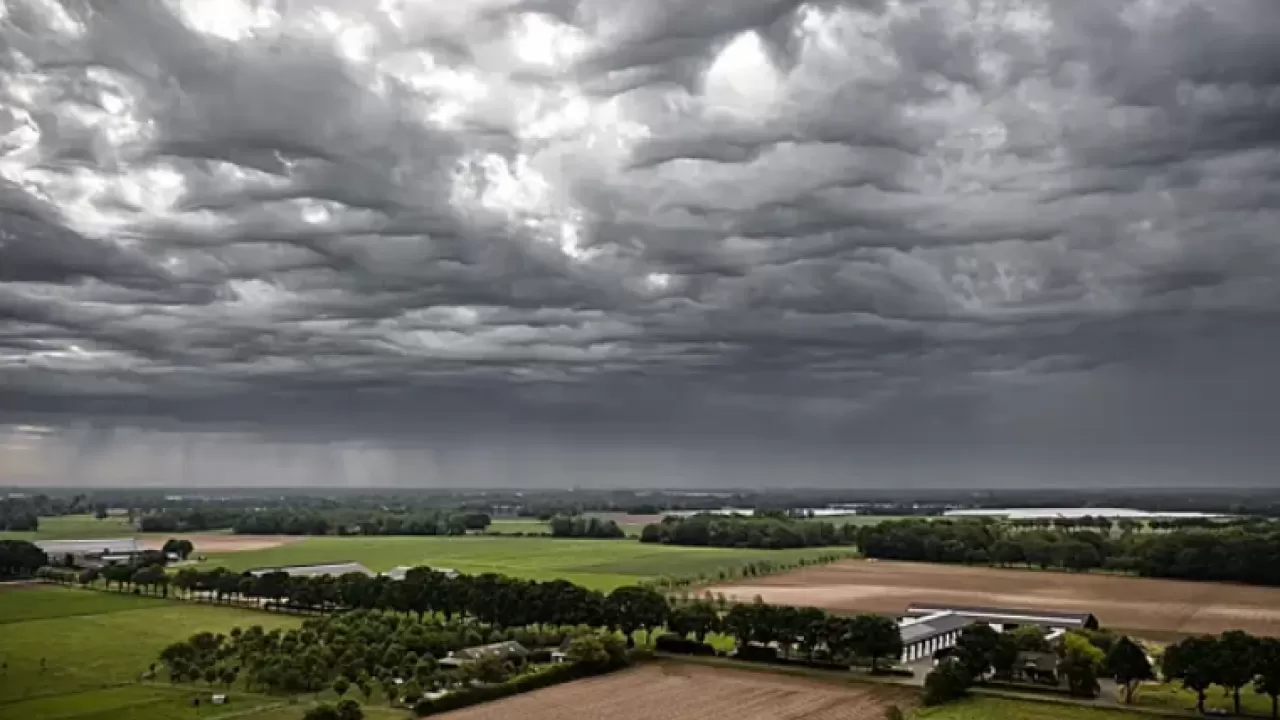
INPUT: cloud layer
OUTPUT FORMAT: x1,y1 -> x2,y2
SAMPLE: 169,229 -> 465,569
2,0 -> 1279,486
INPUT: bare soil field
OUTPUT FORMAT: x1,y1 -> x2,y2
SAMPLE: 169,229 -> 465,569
436,662 -> 913,720
702,560 -> 1280,639
139,535 -> 301,553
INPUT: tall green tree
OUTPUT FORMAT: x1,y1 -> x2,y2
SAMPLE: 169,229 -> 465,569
854,615 -> 903,671
954,624 -> 1000,679
1058,632 -> 1104,698
1162,636 -> 1220,715
1216,630 -> 1260,716
606,586 -> 669,647
667,601 -> 719,643
1104,636 -> 1153,703
0,540 -> 46,579
1254,637 -> 1280,720
923,659 -> 972,706
990,634 -> 1020,679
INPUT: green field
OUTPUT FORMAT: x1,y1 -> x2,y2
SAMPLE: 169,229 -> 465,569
0,514 -> 138,541
918,696 -> 1150,720
826,514 -> 920,527
0,585 -> 303,719
198,536 -> 854,590
486,519 -> 648,537
1132,680 -> 1275,717
0,585 -> 169,625
485,519 -> 555,534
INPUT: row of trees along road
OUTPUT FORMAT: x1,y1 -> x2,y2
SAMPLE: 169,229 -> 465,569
1163,631 -> 1280,717
639,513 -> 858,548
547,515 -> 626,538
694,599 -> 903,670
855,518 -> 1280,586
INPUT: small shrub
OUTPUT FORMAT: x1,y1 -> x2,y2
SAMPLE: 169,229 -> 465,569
734,644 -> 780,663
923,660 -> 972,707
654,635 -> 716,656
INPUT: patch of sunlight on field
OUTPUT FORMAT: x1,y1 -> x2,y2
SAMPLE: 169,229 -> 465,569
0,585 -> 168,624
196,536 -> 853,589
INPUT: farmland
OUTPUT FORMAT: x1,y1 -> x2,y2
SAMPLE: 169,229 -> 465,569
0,513 -> 137,540
703,559 -> 1280,638
432,662 -> 917,720
195,536 -> 855,590
919,697 -> 1151,720
0,585 -> 300,719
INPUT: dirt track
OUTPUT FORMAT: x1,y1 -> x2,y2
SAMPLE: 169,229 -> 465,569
435,662 -> 911,720
139,535 -> 300,553
702,560 -> 1280,639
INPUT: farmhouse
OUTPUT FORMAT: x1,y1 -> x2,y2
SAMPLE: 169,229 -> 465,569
904,603 -> 1099,632
247,562 -> 374,578
898,603 -> 1098,664
35,538 -> 141,567
439,641 -> 529,668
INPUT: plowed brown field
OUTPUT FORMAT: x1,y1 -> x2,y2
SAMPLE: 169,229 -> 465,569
702,559 -> 1280,639
436,663 -> 913,720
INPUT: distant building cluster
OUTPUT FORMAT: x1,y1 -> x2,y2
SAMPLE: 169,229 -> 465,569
943,507 -> 1224,520
243,562 -> 460,580
34,538 -> 178,568
247,562 -> 375,578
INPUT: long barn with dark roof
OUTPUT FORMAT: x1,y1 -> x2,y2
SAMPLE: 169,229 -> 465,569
903,603 -> 1099,631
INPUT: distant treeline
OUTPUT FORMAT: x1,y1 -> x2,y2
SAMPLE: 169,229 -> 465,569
138,508 -> 242,533
230,509 -> 492,536
548,515 -> 626,539
639,514 -> 857,549
0,494 -> 116,530
855,518 -> 1280,586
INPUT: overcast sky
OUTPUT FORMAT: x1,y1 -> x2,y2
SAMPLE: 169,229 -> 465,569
2,0 -> 1279,488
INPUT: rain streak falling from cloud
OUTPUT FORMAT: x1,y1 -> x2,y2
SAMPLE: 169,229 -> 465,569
1,0 -> 1279,487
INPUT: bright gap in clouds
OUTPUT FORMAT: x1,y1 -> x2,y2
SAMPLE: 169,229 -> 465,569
168,0 -> 279,41
703,31 -> 782,115
513,13 -> 588,68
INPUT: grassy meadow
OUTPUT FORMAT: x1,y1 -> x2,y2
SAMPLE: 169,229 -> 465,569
0,585 -> 301,719
198,536 -> 855,590
485,518 -> 648,536
918,697 -> 1152,720
0,513 -> 139,541
1130,681 -> 1276,717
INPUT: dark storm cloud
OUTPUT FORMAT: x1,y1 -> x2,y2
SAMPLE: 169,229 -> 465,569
2,0 -> 1279,487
